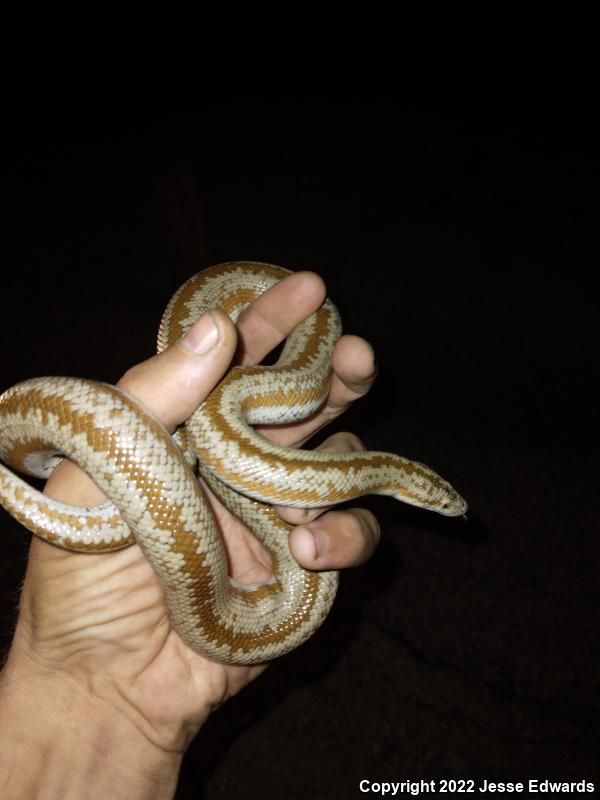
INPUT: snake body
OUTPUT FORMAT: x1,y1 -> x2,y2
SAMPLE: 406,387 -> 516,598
0,262 -> 467,664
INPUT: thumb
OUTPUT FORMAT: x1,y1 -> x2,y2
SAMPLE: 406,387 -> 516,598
44,309 -> 237,506
118,309 -> 237,431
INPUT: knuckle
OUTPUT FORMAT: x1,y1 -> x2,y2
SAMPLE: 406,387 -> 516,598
342,431 -> 366,452
321,431 -> 365,453
354,508 -> 381,547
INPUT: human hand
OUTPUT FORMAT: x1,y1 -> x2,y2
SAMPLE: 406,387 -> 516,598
0,271 -> 379,795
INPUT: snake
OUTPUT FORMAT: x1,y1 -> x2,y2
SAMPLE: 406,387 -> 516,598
0,262 -> 467,664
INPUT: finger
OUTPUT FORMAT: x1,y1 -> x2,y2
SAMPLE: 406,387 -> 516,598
256,335 -> 377,448
327,334 -> 378,412
236,271 -> 326,365
44,310 -> 237,506
275,431 -> 366,525
288,508 -> 381,570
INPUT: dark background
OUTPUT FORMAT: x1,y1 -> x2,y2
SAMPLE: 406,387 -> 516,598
0,95 -> 598,797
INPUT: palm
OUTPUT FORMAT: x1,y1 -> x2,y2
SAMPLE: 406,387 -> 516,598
18,271 -> 377,749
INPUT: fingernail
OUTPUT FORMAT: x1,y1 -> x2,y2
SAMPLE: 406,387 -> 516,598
299,525 -> 329,561
180,312 -> 219,354
312,527 -> 329,559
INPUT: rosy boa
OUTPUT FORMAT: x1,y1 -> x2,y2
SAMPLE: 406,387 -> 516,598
0,262 -> 467,664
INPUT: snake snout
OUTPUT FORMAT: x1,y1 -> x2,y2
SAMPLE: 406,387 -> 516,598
440,489 -> 468,517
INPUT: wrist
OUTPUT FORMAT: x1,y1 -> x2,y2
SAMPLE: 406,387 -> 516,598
0,649 -> 182,800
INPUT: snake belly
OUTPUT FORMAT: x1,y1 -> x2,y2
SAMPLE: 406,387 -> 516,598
0,262 -> 467,664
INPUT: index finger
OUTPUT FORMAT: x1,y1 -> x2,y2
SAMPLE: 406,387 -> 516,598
235,271 -> 326,365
